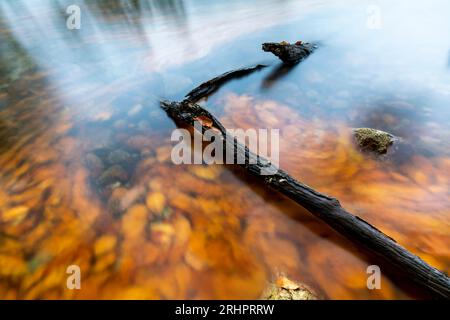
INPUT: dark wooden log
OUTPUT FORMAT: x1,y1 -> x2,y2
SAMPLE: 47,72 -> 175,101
161,99 -> 450,299
185,64 -> 266,103
262,41 -> 317,64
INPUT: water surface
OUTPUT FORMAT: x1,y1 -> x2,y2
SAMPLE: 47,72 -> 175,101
0,0 -> 449,299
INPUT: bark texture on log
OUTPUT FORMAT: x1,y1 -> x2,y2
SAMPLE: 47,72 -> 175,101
161,99 -> 450,299
185,64 -> 266,103
262,42 -> 317,64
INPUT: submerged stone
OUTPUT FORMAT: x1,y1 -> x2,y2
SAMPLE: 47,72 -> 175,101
261,276 -> 318,300
107,149 -> 132,165
98,165 -> 128,186
353,127 -> 395,154
85,153 -> 104,176
107,187 -> 128,218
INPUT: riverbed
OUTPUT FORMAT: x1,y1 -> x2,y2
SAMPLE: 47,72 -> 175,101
0,0 -> 449,299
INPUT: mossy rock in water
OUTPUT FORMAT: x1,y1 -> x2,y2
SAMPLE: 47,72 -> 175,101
261,276 -> 318,300
353,128 -> 395,154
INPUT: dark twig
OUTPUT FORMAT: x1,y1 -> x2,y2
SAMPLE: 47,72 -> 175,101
185,64 -> 266,103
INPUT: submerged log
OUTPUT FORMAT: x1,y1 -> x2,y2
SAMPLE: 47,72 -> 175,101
161,97 -> 450,299
185,64 -> 266,103
262,41 -> 317,64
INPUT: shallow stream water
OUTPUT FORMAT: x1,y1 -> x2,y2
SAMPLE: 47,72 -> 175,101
0,0 -> 449,299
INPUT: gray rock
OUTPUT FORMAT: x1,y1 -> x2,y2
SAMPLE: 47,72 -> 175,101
98,165 -> 128,186
108,149 -> 132,165
353,128 -> 395,154
85,153 -> 104,176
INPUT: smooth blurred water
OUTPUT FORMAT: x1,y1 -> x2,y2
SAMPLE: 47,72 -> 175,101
2,0 -> 449,153
0,0 -> 449,300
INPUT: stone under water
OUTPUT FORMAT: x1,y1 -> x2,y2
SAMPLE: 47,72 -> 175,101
353,127 -> 395,155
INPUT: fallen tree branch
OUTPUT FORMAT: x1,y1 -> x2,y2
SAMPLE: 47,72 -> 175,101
161,98 -> 450,299
185,64 -> 267,103
262,41 -> 317,64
